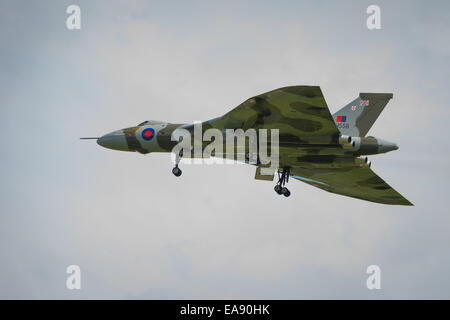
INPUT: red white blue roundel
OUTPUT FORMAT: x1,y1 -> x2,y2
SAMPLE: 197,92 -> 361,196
142,128 -> 155,141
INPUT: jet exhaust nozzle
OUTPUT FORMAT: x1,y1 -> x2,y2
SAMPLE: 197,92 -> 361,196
339,135 -> 352,145
356,157 -> 371,168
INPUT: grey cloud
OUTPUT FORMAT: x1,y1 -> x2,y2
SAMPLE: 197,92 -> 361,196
0,0 -> 449,299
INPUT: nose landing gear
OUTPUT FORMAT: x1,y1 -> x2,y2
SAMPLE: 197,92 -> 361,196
274,167 -> 291,197
172,150 -> 183,177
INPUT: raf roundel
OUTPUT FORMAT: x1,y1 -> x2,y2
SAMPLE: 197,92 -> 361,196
142,128 -> 155,141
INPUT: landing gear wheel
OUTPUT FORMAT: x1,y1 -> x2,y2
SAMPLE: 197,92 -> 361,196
172,167 -> 182,177
274,167 -> 292,197
172,150 -> 183,177
274,185 -> 282,194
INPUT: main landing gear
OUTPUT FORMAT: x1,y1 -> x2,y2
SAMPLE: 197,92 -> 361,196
274,167 -> 291,197
172,150 -> 183,177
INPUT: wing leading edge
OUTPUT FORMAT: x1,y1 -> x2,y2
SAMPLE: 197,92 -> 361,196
214,86 -> 341,144
289,165 -> 413,206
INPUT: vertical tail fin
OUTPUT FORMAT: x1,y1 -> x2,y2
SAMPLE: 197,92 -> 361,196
333,93 -> 393,137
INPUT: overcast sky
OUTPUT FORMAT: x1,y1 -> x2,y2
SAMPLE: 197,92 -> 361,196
1,0 -> 450,299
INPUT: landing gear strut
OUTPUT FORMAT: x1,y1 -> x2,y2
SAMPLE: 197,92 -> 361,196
172,150 -> 183,177
274,167 -> 291,197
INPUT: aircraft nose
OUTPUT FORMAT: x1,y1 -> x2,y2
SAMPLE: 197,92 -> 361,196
97,131 -> 129,151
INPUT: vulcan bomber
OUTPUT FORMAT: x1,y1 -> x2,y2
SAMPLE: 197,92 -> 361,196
81,86 -> 412,205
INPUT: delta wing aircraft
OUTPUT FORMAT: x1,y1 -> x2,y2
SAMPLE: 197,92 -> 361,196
81,86 -> 412,205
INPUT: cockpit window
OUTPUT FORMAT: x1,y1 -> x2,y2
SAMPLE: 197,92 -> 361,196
138,120 -> 165,126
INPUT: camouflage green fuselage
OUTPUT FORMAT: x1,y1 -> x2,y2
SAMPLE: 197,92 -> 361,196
110,122 -> 395,165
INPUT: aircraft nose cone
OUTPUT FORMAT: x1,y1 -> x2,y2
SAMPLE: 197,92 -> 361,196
97,131 -> 129,151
